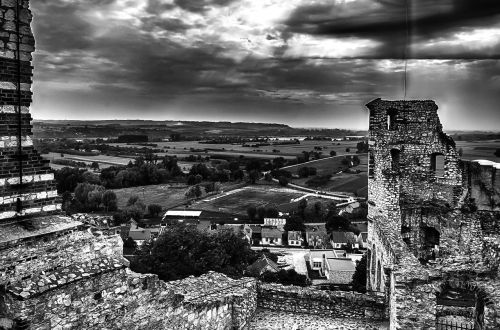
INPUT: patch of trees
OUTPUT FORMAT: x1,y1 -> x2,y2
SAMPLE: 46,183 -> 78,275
298,166 -> 317,178
356,141 -> 369,153
246,206 -> 279,221
64,182 -> 118,213
52,159 -> 87,168
130,223 -> 256,281
117,135 -> 148,143
305,174 -> 332,187
495,148 -> 500,157
351,254 -> 367,293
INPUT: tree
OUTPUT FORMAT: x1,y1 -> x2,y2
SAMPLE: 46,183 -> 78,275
298,167 -> 310,178
330,150 -> 337,157
90,161 -> 100,170
314,201 -> 322,216
351,254 -> 367,293
278,176 -> 288,187
130,224 -> 256,281
233,169 -> 244,181
325,215 -> 351,232
495,148 -> 500,157
284,215 -> 305,232
185,185 -> 202,199
356,141 -> 368,153
248,170 -> 260,184
247,206 -> 257,221
458,148 -> 464,157
148,204 -> 163,217
257,206 -> 266,220
346,147 -> 351,152
298,199 -> 308,218
265,207 -> 279,218
102,190 -> 117,212
124,237 -> 138,250
127,195 -> 140,207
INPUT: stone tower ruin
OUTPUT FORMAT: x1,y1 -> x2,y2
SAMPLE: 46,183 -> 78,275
0,0 -> 60,219
366,98 -> 500,329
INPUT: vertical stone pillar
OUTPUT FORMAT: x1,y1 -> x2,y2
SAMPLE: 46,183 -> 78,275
0,0 -> 60,220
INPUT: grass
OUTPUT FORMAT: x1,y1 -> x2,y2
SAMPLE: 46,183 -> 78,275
455,140 -> 500,162
284,154 -> 368,196
192,185 -> 306,216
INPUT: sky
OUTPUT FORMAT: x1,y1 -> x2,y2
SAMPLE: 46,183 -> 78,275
30,0 -> 500,130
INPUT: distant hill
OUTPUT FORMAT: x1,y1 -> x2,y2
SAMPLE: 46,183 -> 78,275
32,119 -> 368,139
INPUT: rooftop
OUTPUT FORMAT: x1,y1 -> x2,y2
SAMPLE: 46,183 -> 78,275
325,258 -> 355,272
163,210 -> 203,218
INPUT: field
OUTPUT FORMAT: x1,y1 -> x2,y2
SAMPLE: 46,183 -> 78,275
109,140 -> 363,160
113,182 -> 248,211
42,152 -> 134,169
283,154 -> 368,196
455,140 -> 500,162
192,185 -> 307,216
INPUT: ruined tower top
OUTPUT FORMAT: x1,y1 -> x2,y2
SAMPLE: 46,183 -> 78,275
0,0 -> 61,221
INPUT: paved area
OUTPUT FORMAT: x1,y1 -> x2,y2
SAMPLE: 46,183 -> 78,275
249,309 -> 389,330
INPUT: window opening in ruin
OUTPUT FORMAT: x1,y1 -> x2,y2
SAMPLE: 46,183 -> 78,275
390,149 -> 400,172
420,227 -> 440,263
387,109 -> 397,130
376,261 -> 381,291
436,286 -> 483,330
431,153 -> 445,178
371,247 -> 376,276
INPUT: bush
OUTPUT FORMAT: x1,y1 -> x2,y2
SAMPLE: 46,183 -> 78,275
148,204 -> 163,217
260,269 -> 310,287
278,176 -> 289,186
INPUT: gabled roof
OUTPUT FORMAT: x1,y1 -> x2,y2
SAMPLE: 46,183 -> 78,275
288,231 -> 302,240
330,231 -> 357,244
247,255 -> 280,275
262,228 -> 282,238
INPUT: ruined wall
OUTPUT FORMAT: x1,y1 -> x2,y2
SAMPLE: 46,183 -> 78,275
257,283 -> 386,320
0,0 -> 60,219
366,99 -> 500,329
2,269 -> 258,330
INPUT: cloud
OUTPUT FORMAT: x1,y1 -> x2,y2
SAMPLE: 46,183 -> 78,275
284,0 -> 500,59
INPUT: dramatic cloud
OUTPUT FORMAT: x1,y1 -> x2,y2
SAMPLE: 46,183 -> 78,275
29,0 -> 500,130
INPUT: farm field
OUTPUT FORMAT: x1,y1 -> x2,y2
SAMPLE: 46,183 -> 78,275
284,154 -> 368,197
192,185 -> 308,216
455,140 -> 500,162
109,140 -> 363,159
42,152 -> 134,169
113,182 -> 247,210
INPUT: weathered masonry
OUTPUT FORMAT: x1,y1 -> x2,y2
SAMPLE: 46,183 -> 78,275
366,98 -> 500,329
0,0 -> 60,220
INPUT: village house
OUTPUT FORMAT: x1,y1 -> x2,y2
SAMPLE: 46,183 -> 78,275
305,224 -> 328,248
128,222 -> 152,246
261,228 -> 283,245
324,258 -> 356,285
287,231 -> 303,246
246,255 -> 280,277
330,231 -> 357,249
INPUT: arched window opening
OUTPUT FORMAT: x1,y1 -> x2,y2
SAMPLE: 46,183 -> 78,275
431,153 -> 445,178
387,108 -> 397,131
390,149 -> 400,172
436,285 -> 484,329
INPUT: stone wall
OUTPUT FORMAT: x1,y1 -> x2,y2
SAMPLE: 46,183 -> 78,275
365,99 -> 500,329
257,283 -> 386,320
0,0 -> 61,219
2,269 -> 258,330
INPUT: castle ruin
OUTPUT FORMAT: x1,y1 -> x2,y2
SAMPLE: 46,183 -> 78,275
1,1 -> 499,329
366,98 -> 500,329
